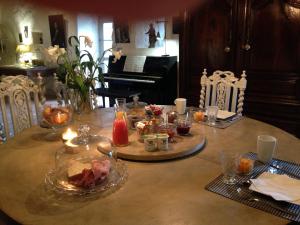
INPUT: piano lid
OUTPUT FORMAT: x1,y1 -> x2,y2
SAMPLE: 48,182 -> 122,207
107,55 -> 177,75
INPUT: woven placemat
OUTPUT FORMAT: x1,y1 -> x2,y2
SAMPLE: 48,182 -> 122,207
205,152 -> 300,222
199,116 -> 243,129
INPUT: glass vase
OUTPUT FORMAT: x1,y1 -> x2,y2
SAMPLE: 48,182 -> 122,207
67,89 -> 92,114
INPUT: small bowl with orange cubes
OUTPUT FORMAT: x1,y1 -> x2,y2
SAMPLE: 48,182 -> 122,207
191,108 -> 205,123
237,155 -> 255,175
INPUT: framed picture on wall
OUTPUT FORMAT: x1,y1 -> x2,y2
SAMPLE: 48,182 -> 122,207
114,22 -> 130,43
32,32 -> 43,44
135,19 -> 165,49
48,15 -> 66,48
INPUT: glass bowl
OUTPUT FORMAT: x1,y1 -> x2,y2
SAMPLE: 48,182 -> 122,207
190,108 -> 205,123
41,104 -> 73,129
176,118 -> 192,136
158,123 -> 177,142
237,155 -> 254,175
46,134 -> 127,196
45,156 -> 127,196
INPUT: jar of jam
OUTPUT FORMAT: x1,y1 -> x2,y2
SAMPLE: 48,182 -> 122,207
176,118 -> 192,136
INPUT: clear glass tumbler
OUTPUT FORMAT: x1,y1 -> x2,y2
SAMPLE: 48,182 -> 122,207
207,106 -> 218,125
220,150 -> 238,185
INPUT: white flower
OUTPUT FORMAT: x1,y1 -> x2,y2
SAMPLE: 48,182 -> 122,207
59,48 -> 66,55
84,36 -> 93,48
46,45 -> 59,56
112,49 -> 122,63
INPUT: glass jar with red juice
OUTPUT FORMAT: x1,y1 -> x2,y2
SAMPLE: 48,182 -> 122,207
112,98 -> 129,146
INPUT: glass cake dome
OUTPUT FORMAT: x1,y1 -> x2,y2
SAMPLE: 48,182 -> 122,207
45,125 -> 127,196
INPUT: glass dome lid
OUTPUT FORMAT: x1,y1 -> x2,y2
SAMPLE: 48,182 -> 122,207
46,125 -> 127,196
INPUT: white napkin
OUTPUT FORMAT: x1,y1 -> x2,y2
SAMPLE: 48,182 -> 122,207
250,172 -> 300,205
217,110 -> 236,120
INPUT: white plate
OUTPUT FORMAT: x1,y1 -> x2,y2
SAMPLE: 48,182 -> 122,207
45,158 -> 127,196
204,110 -> 236,120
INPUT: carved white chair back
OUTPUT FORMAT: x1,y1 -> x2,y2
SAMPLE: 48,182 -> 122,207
199,69 -> 247,115
0,75 -> 42,138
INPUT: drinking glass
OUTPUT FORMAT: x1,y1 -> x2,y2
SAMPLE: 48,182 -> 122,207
220,150 -> 238,185
174,98 -> 186,114
257,135 -> 279,173
207,106 -> 218,125
257,135 -> 277,163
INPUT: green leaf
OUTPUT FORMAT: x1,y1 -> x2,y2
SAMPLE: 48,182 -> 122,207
68,36 -> 80,46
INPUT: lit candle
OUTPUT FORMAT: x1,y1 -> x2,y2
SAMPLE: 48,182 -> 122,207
64,139 -> 80,153
62,128 -> 78,142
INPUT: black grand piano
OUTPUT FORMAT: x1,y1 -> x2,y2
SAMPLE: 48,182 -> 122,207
97,55 -> 177,105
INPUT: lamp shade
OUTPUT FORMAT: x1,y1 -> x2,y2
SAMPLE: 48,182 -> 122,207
16,44 -> 31,53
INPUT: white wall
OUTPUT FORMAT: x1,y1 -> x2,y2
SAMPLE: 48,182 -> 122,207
77,14 -> 100,59
115,18 -> 179,59
0,1 -> 77,65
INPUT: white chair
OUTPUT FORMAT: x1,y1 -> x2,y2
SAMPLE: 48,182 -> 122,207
0,75 -> 42,138
199,69 -> 247,115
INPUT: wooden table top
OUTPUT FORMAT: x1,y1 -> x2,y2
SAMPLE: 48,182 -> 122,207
0,107 -> 299,225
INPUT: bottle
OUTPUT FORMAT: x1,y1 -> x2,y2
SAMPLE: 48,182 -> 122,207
0,123 -> 7,144
112,98 -> 129,146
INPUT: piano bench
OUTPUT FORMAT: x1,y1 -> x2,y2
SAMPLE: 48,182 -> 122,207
95,88 -> 141,107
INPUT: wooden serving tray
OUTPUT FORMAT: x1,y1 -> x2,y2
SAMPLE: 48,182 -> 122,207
98,124 -> 206,161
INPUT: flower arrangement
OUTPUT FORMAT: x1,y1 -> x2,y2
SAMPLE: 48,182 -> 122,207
43,45 -> 66,67
55,35 -> 122,112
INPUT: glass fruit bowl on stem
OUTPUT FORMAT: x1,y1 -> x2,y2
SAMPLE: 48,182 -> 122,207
40,104 -> 73,140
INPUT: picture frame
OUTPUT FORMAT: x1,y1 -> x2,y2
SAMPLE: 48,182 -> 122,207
48,15 -> 66,48
114,22 -> 130,43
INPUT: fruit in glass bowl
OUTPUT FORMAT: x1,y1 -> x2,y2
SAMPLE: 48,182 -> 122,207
42,105 -> 73,128
193,111 -> 205,122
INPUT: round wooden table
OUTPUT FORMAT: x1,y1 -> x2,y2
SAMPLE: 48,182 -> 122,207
0,108 -> 299,225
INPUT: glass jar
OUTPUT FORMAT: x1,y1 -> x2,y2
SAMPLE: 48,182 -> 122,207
135,120 -> 154,142
112,98 -> 129,147
158,123 -> 176,142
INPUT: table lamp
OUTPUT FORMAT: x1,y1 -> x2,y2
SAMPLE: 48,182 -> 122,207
16,44 -> 32,65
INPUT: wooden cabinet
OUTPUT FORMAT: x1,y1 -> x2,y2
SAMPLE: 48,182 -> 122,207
179,0 -> 300,137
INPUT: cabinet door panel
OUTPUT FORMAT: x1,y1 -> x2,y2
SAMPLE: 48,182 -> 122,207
244,1 -> 300,72
179,0 -> 237,105
241,0 -> 300,136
